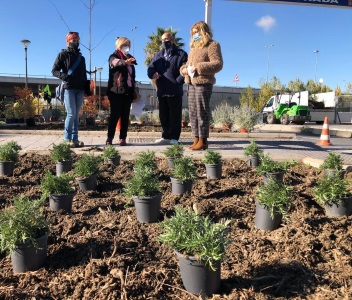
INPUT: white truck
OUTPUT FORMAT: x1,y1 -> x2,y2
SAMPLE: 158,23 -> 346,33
262,91 -> 347,124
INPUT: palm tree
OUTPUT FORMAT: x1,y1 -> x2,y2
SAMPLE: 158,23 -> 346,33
144,27 -> 185,66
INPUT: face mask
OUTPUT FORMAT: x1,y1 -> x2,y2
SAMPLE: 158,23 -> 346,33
122,46 -> 130,55
193,33 -> 201,42
162,41 -> 172,50
69,42 -> 79,49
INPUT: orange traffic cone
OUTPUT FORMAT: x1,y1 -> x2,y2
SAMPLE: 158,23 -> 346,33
116,118 -> 121,131
316,117 -> 332,146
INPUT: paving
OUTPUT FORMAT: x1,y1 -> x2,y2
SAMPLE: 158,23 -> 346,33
0,123 -> 351,168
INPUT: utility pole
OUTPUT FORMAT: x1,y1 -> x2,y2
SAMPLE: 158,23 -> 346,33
204,0 -> 213,28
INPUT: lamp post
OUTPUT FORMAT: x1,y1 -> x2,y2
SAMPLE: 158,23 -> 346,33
265,44 -> 274,83
20,39 -> 31,87
97,67 -> 103,111
131,26 -> 137,56
313,50 -> 319,83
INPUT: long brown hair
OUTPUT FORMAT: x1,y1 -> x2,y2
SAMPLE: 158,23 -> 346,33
190,21 -> 212,48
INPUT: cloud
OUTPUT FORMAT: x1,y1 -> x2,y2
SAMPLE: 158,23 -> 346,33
256,15 -> 276,32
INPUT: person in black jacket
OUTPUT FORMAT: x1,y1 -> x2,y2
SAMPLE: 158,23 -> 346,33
148,32 -> 188,145
52,32 -> 87,148
106,37 -> 137,146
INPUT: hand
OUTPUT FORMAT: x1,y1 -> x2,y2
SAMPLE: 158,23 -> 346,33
125,58 -> 136,65
189,66 -> 196,73
181,68 -> 188,76
153,72 -> 160,79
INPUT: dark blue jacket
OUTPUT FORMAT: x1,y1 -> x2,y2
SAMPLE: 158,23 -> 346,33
147,45 -> 188,97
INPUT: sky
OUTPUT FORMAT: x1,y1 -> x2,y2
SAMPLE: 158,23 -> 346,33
1,0 -> 352,91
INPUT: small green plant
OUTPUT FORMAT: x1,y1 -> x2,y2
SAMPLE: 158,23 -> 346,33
182,108 -> 190,122
40,171 -> 74,199
0,195 -> 49,254
256,177 -> 293,220
256,153 -> 295,175
73,154 -> 102,178
51,142 -> 75,163
203,150 -> 222,164
138,111 -> 150,123
0,141 -> 21,162
151,110 -> 160,123
171,156 -> 197,183
103,145 -> 120,159
163,143 -> 184,158
313,174 -> 351,206
244,140 -> 263,157
124,166 -> 161,201
159,206 -> 231,271
134,150 -> 157,170
319,152 -> 343,171
233,105 -> 259,132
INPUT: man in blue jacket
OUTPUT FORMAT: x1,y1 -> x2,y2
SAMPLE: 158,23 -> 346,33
148,32 -> 188,144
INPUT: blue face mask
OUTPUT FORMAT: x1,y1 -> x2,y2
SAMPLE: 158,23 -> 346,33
193,33 -> 201,42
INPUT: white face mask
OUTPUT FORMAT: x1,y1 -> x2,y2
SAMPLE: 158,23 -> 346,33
121,46 -> 130,55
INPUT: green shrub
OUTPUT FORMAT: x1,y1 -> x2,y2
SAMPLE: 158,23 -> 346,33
320,152 -> 343,171
171,156 -> 197,183
0,141 -> 21,162
103,145 -> 120,159
203,150 -> 222,164
134,150 -> 157,170
51,142 -> 75,163
163,143 -> 184,158
244,140 -> 262,157
73,154 -> 102,178
40,171 -> 74,198
0,196 -> 49,254
159,206 -> 231,271
256,153 -> 295,175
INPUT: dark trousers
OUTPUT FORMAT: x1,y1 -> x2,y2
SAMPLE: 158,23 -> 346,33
107,91 -> 132,140
158,95 -> 182,140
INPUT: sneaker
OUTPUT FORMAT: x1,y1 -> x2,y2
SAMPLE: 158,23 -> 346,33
154,138 -> 170,145
119,139 -> 127,146
73,140 -> 84,147
106,138 -> 113,145
170,139 -> 179,144
67,140 -> 76,148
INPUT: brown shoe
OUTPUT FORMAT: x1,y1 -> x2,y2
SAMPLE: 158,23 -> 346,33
191,138 -> 208,151
189,137 -> 199,149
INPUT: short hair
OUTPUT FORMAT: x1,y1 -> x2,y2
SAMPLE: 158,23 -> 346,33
115,37 -> 131,50
161,32 -> 174,41
66,32 -> 80,44
190,21 -> 213,48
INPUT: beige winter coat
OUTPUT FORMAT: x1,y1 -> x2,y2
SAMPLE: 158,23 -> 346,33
180,39 -> 223,85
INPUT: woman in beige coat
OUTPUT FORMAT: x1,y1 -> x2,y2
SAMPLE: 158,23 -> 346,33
180,21 -> 223,150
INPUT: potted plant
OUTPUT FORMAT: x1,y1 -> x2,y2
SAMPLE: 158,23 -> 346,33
124,166 -> 162,223
134,150 -> 157,171
0,195 -> 49,273
151,109 -> 160,125
244,140 -> 263,167
0,141 -> 21,176
103,145 -> 121,166
256,153 -> 295,184
73,154 -> 102,191
233,105 -> 259,133
319,152 -> 343,177
159,206 -> 231,297
163,143 -> 184,168
211,102 -> 234,131
170,156 -> 197,195
203,150 -> 222,179
181,108 -> 190,128
84,95 -> 99,126
313,173 -> 351,217
51,142 -> 75,176
138,111 -> 150,125
40,171 -> 75,212
255,177 -> 293,231
13,86 -> 37,127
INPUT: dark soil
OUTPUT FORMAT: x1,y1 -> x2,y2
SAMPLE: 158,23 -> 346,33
0,152 -> 351,300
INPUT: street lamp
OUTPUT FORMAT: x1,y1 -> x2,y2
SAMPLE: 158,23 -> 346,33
265,44 -> 274,83
20,39 -> 31,87
313,50 -> 319,83
96,67 -> 103,111
131,26 -> 137,56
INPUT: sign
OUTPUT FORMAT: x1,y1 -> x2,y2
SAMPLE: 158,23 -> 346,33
233,74 -> 239,82
227,0 -> 352,9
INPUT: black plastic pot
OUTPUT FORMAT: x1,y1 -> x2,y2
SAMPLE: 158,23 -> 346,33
205,163 -> 222,179
0,161 -> 15,176
171,178 -> 192,195
175,250 -> 221,297
247,155 -> 260,167
49,193 -> 75,213
167,157 -> 176,168
76,174 -> 97,191
325,197 -> 351,217
107,156 -> 121,166
11,232 -> 48,273
55,160 -> 73,176
263,171 -> 284,185
255,201 -> 282,231
133,193 -> 162,223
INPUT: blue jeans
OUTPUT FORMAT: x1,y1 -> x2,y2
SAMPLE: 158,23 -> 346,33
63,89 -> 84,141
